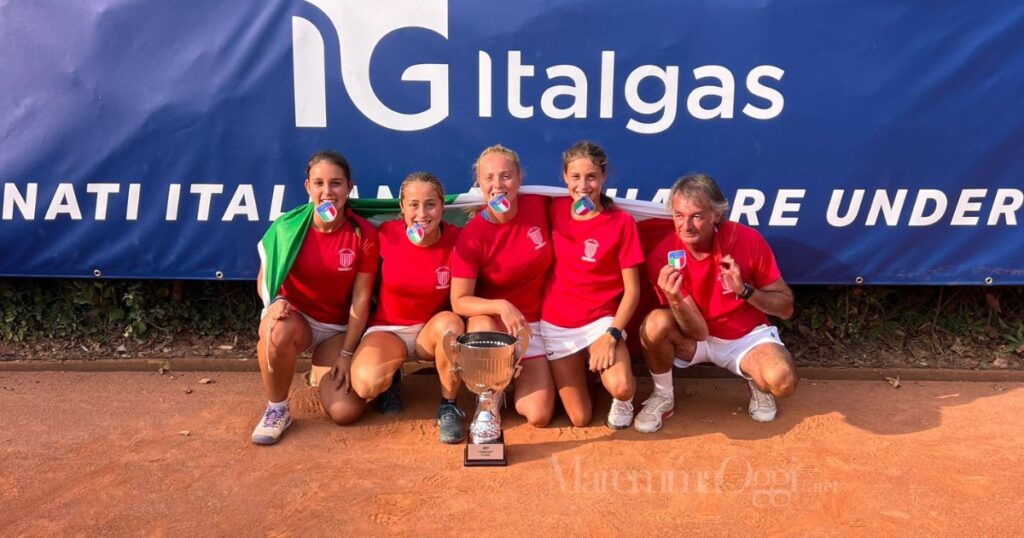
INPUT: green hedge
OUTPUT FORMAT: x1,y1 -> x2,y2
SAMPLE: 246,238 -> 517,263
2,278 -> 1022,361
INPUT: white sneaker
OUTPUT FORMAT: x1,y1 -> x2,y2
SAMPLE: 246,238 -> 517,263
747,380 -> 777,422
606,399 -> 635,430
251,405 -> 292,445
633,393 -> 674,433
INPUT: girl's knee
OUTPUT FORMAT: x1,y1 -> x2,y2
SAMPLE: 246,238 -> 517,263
567,408 -> 592,428
325,401 -> 363,426
517,400 -> 553,428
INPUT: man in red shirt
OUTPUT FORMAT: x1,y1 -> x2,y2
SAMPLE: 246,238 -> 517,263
635,174 -> 797,433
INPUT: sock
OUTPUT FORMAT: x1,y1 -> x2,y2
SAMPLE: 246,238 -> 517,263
651,371 -> 674,399
613,397 -> 633,406
268,399 -> 289,410
441,397 -> 458,407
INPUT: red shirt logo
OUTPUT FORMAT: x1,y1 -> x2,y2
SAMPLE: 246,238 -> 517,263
527,226 -> 546,250
582,238 -> 599,262
435,265 -> 451,289
338,248 -> 355,271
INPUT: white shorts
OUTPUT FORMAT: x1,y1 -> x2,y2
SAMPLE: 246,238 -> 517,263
674,324 -> 784,379
539,317 -> 614,361
521,321 -> 547,360
297,311 -> 347,350
363,323 -> 425,358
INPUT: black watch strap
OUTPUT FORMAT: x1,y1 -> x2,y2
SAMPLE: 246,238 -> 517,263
738,283 -> 755,300
606,327 -> 625,342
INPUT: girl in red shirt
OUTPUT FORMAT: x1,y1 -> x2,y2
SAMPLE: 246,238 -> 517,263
451,144 -> 556,430
252,150 -> 379,445
540,142 -> 643,429
351,172 -> 466,443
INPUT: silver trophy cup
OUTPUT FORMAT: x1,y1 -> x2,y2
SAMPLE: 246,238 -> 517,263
444,330 -> 525,466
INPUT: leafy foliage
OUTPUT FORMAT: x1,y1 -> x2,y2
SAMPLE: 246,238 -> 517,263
1,278 -> 1021,368
0,279 -> 260,343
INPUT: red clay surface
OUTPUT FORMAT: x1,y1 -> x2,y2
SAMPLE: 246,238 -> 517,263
2,371 -> 1022,536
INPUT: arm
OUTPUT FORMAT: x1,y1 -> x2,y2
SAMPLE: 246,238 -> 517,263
257,264 -> 291,320
719,255 -> 794,320
589,265 -> 642,371
450,277 -> 529,337
656,264 -> 709,341
745,277 -> 794,320
256,265 -> 264,301
341,271 -> 376,354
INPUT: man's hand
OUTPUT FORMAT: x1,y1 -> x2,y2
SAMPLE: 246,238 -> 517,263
719,254 -> 745,295
657,265 -> 686,303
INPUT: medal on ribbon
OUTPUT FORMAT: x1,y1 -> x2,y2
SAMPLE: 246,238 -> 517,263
667,249 -> 686,270
316,201 -> 337,222
488,194 -> 511,214
406,222 -> 426,245
572,195 -> 596,216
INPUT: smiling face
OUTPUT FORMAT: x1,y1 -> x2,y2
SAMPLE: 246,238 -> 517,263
671,193 -> 719,252
475,152 -> 521,208
563,157 -> 606,209
400,180 -> 444,243
305,160 -> 351,223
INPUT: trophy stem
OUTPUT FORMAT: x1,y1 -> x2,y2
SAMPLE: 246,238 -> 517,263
469,390 -> 502,444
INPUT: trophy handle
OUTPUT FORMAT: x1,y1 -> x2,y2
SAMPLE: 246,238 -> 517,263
512,326 -> 530,379
443,329 -> 460,373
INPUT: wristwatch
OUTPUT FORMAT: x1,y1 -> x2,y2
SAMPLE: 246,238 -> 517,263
737,283 -> 755,300
606,327 -> 626,342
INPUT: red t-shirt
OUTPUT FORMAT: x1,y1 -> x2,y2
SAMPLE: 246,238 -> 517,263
371,220 -> 461,326
451,194 -> 554,322
542,197 -> 645,327
279,213 -> 380,325
646,221 -> 782,339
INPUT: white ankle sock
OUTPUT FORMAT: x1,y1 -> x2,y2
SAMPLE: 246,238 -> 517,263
268,399 -> 289,409
651,371 -> 674,398
612,397 -> 633,406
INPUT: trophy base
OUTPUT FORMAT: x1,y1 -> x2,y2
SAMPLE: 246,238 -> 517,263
464,433 -> 507,467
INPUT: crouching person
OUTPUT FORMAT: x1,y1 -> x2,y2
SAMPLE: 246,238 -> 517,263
635,174 -> 797,433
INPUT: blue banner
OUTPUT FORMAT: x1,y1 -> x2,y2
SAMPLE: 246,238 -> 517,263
2,1 -> 1023,284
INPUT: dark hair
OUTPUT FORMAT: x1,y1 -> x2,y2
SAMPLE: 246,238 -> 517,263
306,150 -> 353,184
668,173 -> 729,219
562,141 -> 614,209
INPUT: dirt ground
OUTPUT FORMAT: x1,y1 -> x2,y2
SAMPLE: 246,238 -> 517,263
1,371 -> 1023,536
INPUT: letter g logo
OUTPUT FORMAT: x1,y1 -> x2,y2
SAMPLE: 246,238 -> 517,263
292,0 -> 449,131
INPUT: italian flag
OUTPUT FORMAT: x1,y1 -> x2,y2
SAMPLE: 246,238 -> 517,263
257,186 -> 674,310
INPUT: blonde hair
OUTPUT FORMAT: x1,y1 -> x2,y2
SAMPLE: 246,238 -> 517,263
472,144 -> 523,185
468,144 -> 523,217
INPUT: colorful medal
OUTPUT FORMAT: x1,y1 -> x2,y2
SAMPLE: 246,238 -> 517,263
406,222 -> 426,245
488,193 -> 511,214
572,195 -> 596,216
315,201 -> 337,222
667,250 -> 686,270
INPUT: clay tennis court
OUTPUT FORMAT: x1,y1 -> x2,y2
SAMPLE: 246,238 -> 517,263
2,369 -> 1022,535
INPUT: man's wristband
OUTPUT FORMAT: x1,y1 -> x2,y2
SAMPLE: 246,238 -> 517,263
737,283 -> 755,300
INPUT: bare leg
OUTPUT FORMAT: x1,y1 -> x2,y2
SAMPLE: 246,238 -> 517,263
549,351 -> 592,427
415,311 -> 465,400
740,343 -> 798,398
257,313 -> 311,403
317,333 -> 367,425
349,332 -> 407,400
